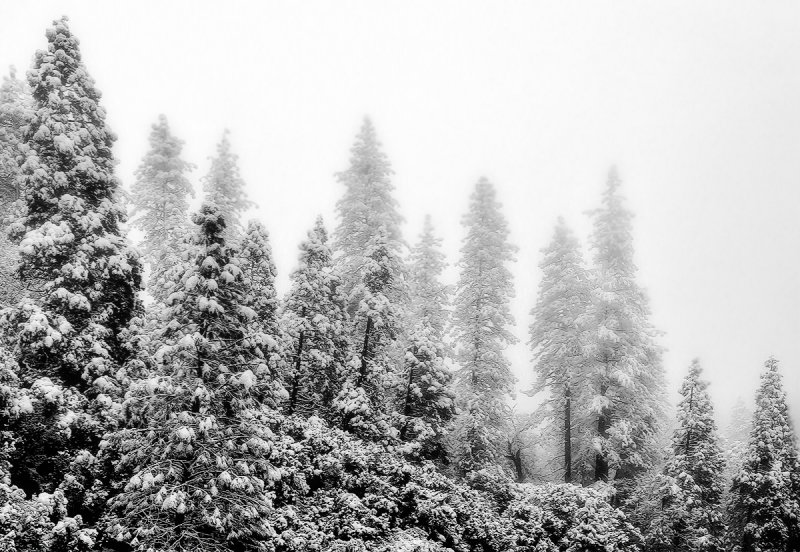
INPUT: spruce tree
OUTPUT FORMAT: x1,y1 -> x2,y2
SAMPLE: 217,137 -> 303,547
528,217 -> 591,483
202,130 -> 252,244
334,226 -> 403,440
645,360 -> 726,551
729,358 -> 800,552
0,16 -> 142,536
332,117 -> 405,314
239,220 -> 279,336
129,114 -> 195,302
108,203 -> 285,550
396,216 -> 455,459
283,216 -> 350,419
9,16 -> 142,388
586,167 -> 665,485
451,177 -> 517,472
407,215 -> 450,338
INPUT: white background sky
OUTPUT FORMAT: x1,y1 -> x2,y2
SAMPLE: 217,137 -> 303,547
2,1 -> 798,428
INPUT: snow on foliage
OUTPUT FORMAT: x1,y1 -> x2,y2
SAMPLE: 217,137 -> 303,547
451,177 -> 517,473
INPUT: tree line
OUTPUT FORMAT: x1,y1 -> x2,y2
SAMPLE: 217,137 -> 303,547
0,16 -> 797,552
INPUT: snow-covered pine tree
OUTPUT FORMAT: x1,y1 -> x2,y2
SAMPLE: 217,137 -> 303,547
239,219 -> 279,336
451,177 -> 517,472
129,114 -> 195,302
283,216 -> 350,419
395,216 -> 455,459
332,117 -> 405,315
202,130 -> 253,244
407,215 -> 450,339
0,17 -> 142,539
0,67 -> 32,309
8,16 -> 142,388
528,217 -> 592,483
335,225 -> 403,441
108,203 -> 286,551
645,360 -> 725,551
729,357 -> 800,552
586,167 -> 666,485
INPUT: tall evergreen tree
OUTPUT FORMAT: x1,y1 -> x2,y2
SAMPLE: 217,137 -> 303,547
451,177 -> 517,472
586,167 -> 665,485
395,216 -> 455,459
528,217 -> 591,483
9,16 -> 142,388
0,17 -> 142,537
239,220 -> 279,335
108,203 -> 285,551
334,226 -> 403,441
283,216 -> 350,419
332,117 -> 405,315
729,358 -> 800,552
407,215 -> 450,338
644,360 -> 726,551
129,114 -> 195,302
202,130 -> 252,244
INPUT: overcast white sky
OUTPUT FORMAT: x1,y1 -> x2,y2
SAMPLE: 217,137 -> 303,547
2,1 -> 798,428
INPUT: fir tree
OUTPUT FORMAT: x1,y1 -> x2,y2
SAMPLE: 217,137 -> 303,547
586,167 -> 665,485
528,217 -> 591,483
395,216 -> 455,459
129,114 -> 195,302
283,216 -> 350,419
451,177 -> 517,472
407,215 -> 450,339
645,360 -> 726,551
333,117 -> 405,314
108,203 -> 285,551
8,16 -> 142,388
239,219 -> 279,336
0,16 -> 142,537
334,226 -> 403,441
202,130 -> 252,244
729,358 -> 800,552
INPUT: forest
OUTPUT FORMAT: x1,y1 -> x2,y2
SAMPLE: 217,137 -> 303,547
0,15 -> 798,552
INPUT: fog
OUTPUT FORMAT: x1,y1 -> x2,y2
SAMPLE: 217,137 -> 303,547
2,0 -> 798,427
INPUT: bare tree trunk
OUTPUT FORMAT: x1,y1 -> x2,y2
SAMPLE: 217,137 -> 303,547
287,311 -> 306,415
594,383 -> 609,482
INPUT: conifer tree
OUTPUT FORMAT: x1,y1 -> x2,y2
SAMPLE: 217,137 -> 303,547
395,216 -> 455,458
239,220 -> 279,334
407,215 -> 450,338
644,360 -> 726,551
451,177 -> 517,472
108,203 -> 285,550
586,167 -> 665,484
0,16 -> 142,537
129,114 -> 195,302
202,131 -> 252,244
334,226 -> 403,440
283,216 -> 350,419
333,117 -> 405,314
8,16 -> 142,389
528,217 -> 591,483
729,358 -> 800,552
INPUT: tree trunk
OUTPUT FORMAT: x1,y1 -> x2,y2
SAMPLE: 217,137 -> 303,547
399,359 -> 414,441
564,383 -> 572,483
357,315 -> 373,388
594,383 -> 609,482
